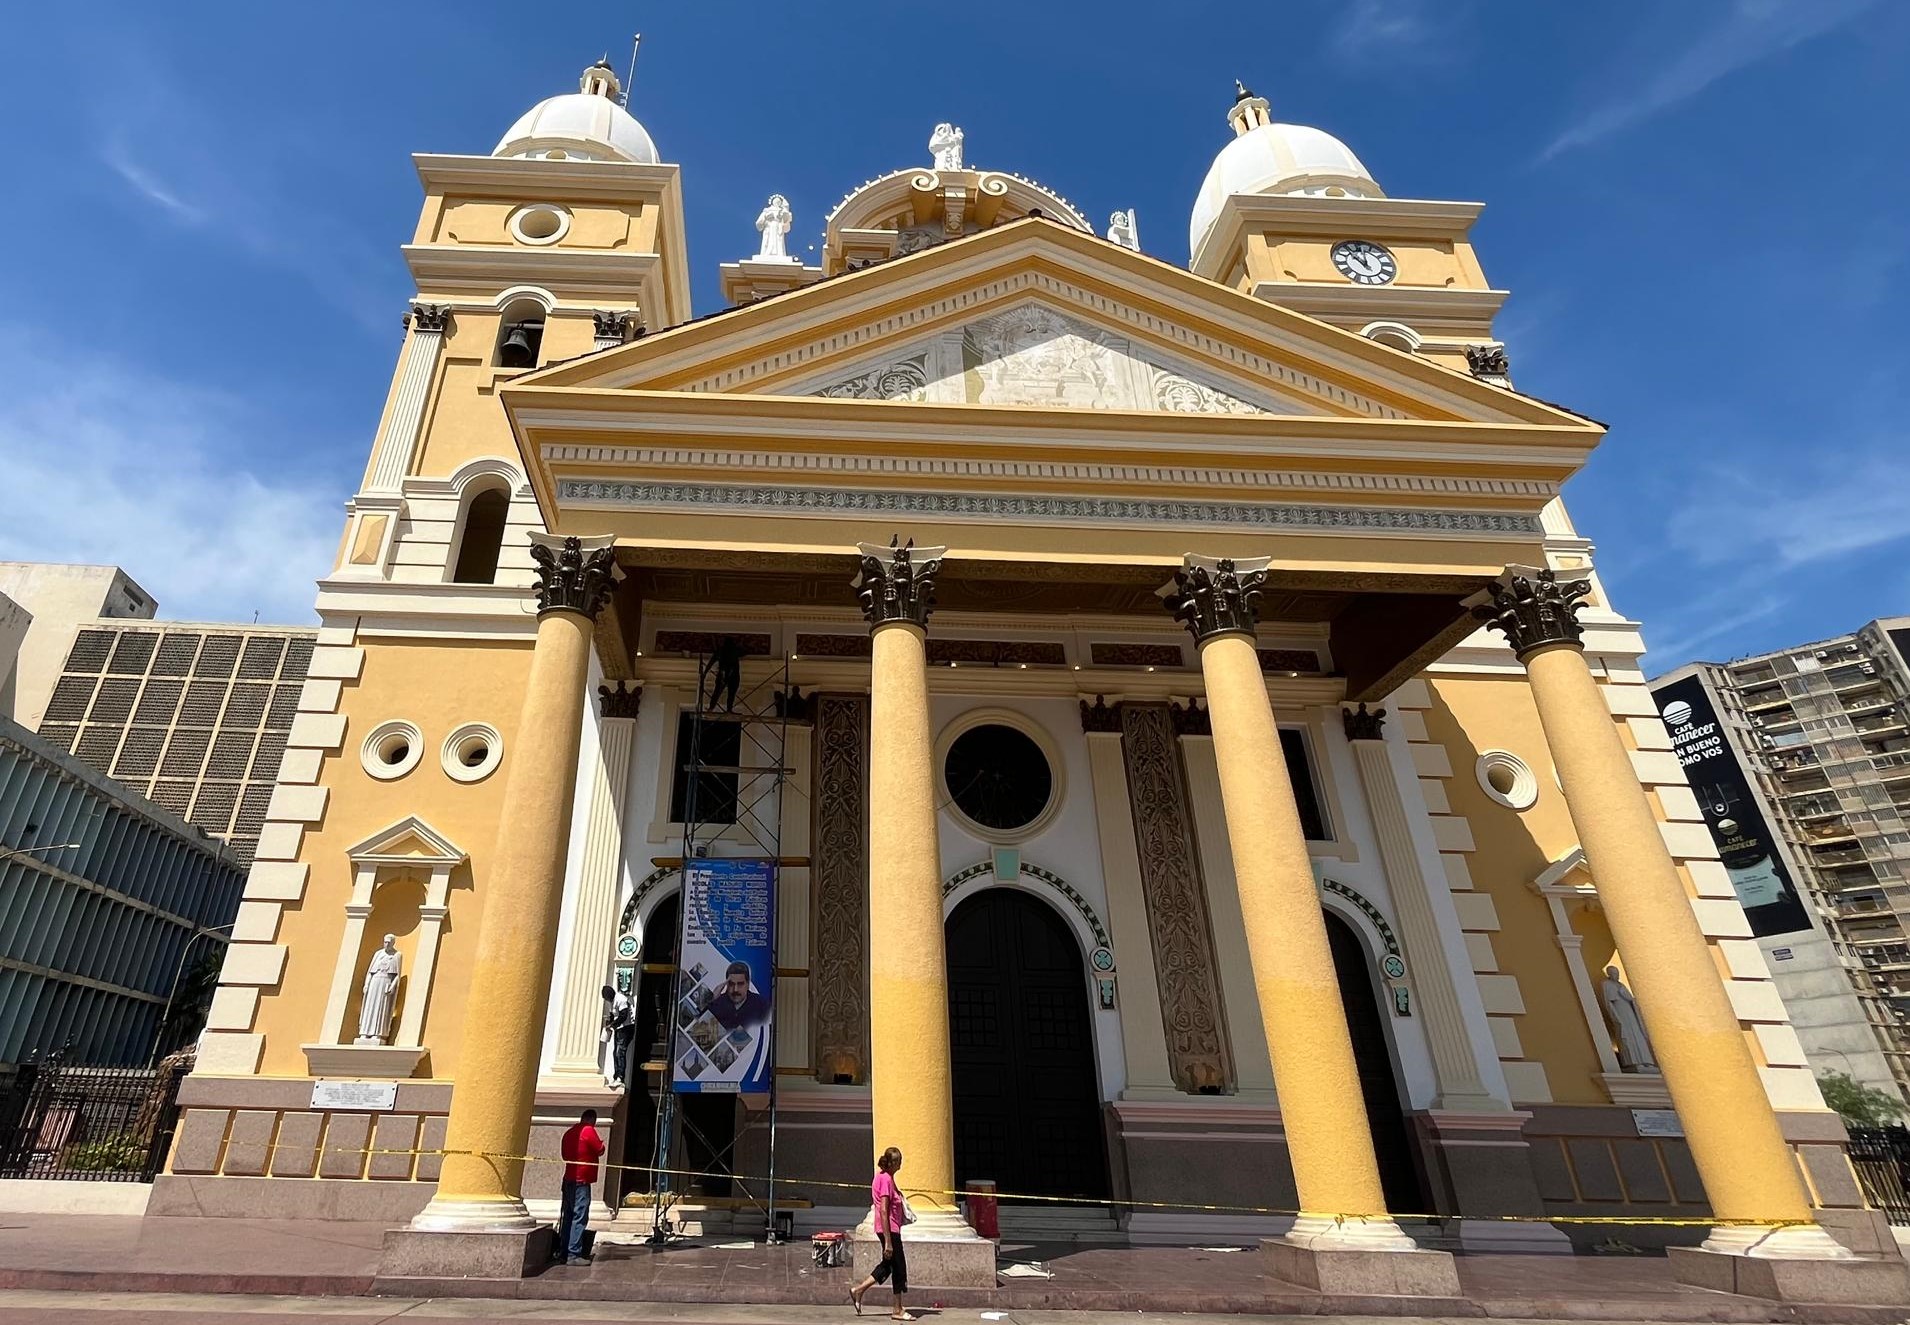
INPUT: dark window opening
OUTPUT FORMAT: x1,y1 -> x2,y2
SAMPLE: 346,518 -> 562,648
669,713 -> 740,824
1282,728 -> 1329,841
944,723 -> 1053,832
450,488 -> 510,585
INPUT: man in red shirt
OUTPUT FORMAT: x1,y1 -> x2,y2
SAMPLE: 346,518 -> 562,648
556,1108 -> 605,1265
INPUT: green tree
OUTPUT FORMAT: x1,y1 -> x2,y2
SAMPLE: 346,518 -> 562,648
1818,1071 -> 1907,1128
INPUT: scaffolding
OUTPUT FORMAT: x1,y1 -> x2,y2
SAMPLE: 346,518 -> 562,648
647,639 -> 804,1245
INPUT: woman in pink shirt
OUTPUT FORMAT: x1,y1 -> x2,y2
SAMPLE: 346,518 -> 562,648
850,1146 -> 911,1320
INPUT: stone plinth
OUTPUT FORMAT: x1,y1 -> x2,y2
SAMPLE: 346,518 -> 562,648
1667,1246 -> 1910,1305
378,1225 -> 552,1280
849,1231 -> 996,1288
1263,1238 -> 1463,1297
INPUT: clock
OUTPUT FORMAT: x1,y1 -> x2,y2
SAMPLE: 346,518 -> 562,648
1331,239 -> 1397,286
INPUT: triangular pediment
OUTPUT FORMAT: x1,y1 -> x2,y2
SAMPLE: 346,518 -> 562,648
347,816 -> 467,867
799,298 -> 1288,416
514,218 -> 1601,433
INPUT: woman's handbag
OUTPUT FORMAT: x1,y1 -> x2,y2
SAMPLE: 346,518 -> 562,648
900,1195 -> 918,1226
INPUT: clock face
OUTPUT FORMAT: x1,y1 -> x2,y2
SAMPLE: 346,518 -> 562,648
1332,239 -> 1397,286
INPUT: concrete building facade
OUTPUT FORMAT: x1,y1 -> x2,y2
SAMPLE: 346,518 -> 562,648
1654,617 -> 1910,1101
0,715 -> 246,1067
0,563 -> 157,731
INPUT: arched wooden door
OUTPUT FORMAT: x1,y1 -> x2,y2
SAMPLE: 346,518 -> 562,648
945,888 -> 1109,1201
1325,910 -> 1424,1212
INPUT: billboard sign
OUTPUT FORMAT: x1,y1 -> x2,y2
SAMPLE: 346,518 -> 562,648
1655,674 -> 1812,937
670,857 -> 776,1094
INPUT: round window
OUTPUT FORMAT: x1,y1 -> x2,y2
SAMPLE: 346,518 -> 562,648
441,722 -> 503,784
508,204 -> 570,245
361,720 -> 424,781
943,723 -> 1053,834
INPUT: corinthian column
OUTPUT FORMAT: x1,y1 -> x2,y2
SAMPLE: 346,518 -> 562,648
1473,568 -> 1860,1282
548,682 -> 641,1084
1166,555 -> 1457,1293
853,538 -> 991,1284
392,534 -> 616,1271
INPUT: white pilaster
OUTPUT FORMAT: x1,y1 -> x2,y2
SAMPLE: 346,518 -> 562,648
365,308 -> 446,494
549,708 -> 637,1080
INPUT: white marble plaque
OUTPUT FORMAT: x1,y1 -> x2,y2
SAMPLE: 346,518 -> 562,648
1631,1108 -> 1683,1137
311,1080 -> 398,1111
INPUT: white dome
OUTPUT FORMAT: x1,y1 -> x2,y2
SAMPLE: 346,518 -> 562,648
493,64 -> 659,165
1190,121 -> 1382,261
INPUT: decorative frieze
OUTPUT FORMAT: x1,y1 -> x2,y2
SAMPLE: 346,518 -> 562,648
1163,554 -> 1270,644
1091,642 -> 1184,669
1257,648 -> 1321,674
529,535 -> 617,619
653,631 -> 773,658
1119,703 -> 1231,1093
1470,566 -> 1593,660
811,694 -> 870,1083
853,538 -> 945,629
794,633 -> 872,659
926,639 -> 1067,667
557,479 -> 1543,540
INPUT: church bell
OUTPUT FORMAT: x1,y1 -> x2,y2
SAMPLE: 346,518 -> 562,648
498,323 -> 537,368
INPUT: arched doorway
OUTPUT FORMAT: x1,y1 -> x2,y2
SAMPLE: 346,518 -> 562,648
946,888 -> 1108,1201
1325,910 -> 1424,1212
619,892 -> 736,1200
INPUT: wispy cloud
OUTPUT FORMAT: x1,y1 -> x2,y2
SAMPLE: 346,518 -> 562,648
1642,591 -> 1788,668
100,139 -> 206,225
1329,0 -> 1460,65
1539,0 -> 1878,161
94,51 -> 391,332
1663,449 -> 1910,572
0,332 -> 338,626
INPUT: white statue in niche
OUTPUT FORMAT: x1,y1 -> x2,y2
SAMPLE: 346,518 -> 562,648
754,194 -> 794,261
1600,965 -> 1658,1073
1107,209 -> 1140,251
355,934 -> 403,1045
929,122 -> 965,171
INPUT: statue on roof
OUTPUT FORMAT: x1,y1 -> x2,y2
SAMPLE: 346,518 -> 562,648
754,194 -> 794,261
929,123 -> 965,171
1107,210 -> 1140,252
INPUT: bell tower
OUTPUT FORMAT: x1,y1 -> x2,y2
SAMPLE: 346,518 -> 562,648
335,58 -> 692,589
1189,82 -> 1505,378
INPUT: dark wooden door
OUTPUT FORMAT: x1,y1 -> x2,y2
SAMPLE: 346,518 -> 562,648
946,889 -> 1108,1201
1325,911 -> 1424,1212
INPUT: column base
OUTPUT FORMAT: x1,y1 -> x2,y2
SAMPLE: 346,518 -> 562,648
1265,1217 -> 1462,1297
379,1224 -> 553,1280
1669,1242 -> 1909,1305
407,1194 -> 537,1233
850,1209 -> 996,1287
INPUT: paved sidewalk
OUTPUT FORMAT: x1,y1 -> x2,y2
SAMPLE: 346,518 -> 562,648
0,1216 -> 1899,1322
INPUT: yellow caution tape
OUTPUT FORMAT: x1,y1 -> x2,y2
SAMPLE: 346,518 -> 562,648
237,1138 -> 1815,1229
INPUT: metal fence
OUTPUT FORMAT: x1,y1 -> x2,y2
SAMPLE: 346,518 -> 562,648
1848,1126 -> 1910,1226
0,1052 -> 186,1182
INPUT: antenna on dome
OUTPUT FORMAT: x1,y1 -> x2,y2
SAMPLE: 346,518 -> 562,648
623,32 -> 642,108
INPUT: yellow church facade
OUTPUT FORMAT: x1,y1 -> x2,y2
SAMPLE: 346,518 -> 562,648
156,63 -> 1900,1294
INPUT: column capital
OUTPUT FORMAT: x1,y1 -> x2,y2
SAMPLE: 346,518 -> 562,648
529,534 -> 617,619
1342,702 -> 1387,742
854,537 -> 946,630
1468,565 -> 1592,660
1162,554 -> 1270,643
407,302 -> 451,333
1170,697 -> 1212,736
598,680 -> 642,720
592,309 -> 636,341
1079,695 -> 1123,733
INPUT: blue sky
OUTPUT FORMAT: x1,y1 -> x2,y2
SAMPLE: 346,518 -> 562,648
2,1 -> 1905,673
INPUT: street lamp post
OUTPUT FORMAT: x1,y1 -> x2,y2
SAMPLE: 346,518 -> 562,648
0,842 -> 83,866
149,924 -> 234,1068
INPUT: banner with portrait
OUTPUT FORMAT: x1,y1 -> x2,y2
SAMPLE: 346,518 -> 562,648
670,857 -> 775,1094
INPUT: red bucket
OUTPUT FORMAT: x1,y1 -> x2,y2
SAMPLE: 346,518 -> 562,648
965,1179 -> 999,1240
